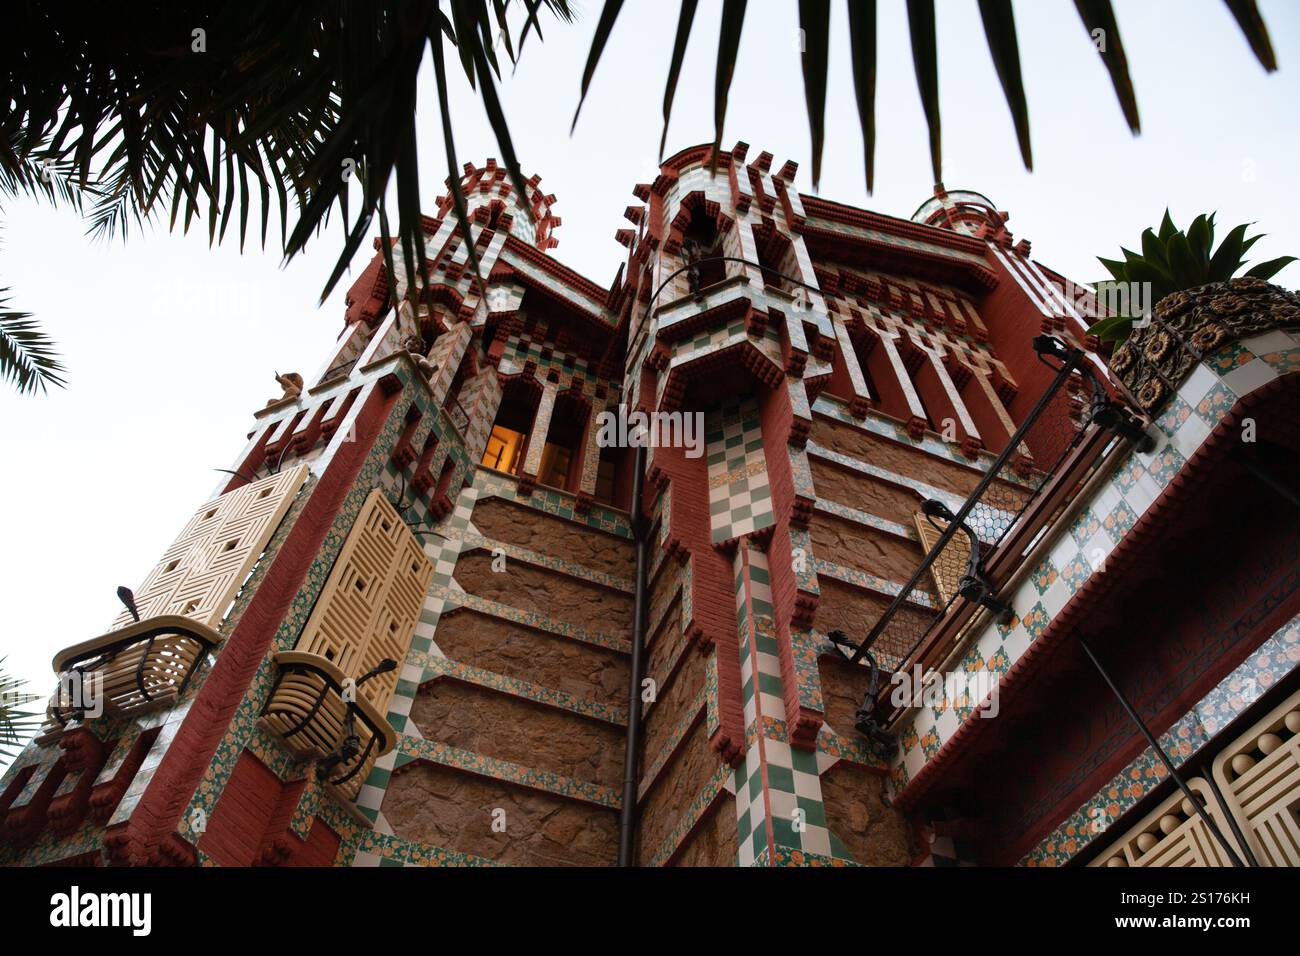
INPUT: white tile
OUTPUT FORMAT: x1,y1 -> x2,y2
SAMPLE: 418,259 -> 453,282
761,738 -> 790,767
768,789 -> 798,820
1003,624 -> 1031,663
1171,410 -> 1212,459
800,825 -> 833,857
1124,474 -> 1160,515
1241,330 -> 1297,354
1177,363 -> 1219,408
934,705 -> 960,741
1222,358 -> 1278,397
1048,533 -> 1079,573
792,768 -> 822,800
1083,532 -> 1114,571
1092,483 -> 1123,517
1041,576 -> 1073,616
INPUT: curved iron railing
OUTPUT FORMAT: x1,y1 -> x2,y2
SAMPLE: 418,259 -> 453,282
835,336 -> 1152,732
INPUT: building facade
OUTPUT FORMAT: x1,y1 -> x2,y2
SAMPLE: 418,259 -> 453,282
3,144 -> 1298,868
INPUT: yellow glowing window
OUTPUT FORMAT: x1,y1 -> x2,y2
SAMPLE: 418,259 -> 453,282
482,425 -> 525,474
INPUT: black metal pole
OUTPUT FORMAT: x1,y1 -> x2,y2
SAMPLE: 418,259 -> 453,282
850,341 -> 1082,663
1078,638 -> 1254,867
618,445 -> 650,866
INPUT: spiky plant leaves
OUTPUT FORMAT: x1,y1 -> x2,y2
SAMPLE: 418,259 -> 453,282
1088,215 -> 1294,344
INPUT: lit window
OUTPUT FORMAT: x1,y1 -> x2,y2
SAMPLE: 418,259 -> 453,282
482,425 -> 526,474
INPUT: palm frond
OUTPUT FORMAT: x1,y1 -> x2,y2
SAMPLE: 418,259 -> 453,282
977,0 -> 1032,171
0,659 -> 40,762
906,0 -> 941,183
1073,0 -> 1140,133
574,0 -> 1277,190
710,0 -> 749,174
845,1 -> 878,193
660,0 -> 701,161
798,1 -> 831,189
2,1 -> 574,311
0,292 -> 66,395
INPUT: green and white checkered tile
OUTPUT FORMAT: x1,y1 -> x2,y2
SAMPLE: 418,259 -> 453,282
707,399 -> 774,543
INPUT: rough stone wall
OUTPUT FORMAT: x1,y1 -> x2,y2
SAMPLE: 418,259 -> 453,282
819,761 -> 914,866
641,643 -> 706,781
385,762 -> 618,866
455,551 -> 633,636
412,680 -> 625,788
645,598 -> 688,692
811,417 -> 984,496
433,608 -> 628,708
812,511 -> 925,583
817,654 -> 877,740
816,579 -> 934,663
670,796 -> 738,867
471,499 -> 635,576
636,718 -> 717,865
380,488 -> 636,868
810,458 -> 923,527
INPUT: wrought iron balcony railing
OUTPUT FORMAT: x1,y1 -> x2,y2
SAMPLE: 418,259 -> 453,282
47,615 -> 224,729
836,336 -> 1153,733
259,651 -> 398,800
318,357 -> 358,385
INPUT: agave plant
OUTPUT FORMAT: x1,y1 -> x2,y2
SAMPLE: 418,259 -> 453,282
1087,211 -> 1296,346
0,660 -> 40,764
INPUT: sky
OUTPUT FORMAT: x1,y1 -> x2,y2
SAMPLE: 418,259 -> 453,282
2,0 -> 1298,752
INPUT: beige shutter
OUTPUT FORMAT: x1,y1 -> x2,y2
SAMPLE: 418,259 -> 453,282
294,489 -> 434,712
1211,688 -> 1300,866
913,511 -> 969,606
113,465 -> 310,630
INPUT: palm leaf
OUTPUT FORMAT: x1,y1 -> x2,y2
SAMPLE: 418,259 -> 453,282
1224,0 -> 1277,71
1245,255 -> 1297,279
798,0 -> 832,189
710,0 -> 749,173
0,293 -> 66,395
906,0 -> 941,183
0,661 -> 40,763
660,0 -> 701,160
977,0 -> 1032,170
571,0 -> 625,134
1073,0 -> 1140,132
845,1 -> 878,193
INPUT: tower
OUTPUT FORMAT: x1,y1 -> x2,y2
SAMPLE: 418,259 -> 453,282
3,148 -> 1299,869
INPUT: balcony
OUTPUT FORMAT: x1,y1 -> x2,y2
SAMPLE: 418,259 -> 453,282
47,615 -> 224,729
259,651 -> 397,800
836,335 -> 1152,728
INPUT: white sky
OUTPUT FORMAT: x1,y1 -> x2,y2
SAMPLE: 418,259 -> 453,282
2,0 -> 1297,749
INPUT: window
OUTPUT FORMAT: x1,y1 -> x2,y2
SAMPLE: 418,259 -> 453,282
538,443 -> 572,489
481,378 -> 541,474
537,392 -> 589,493
595,458 -> 617,505
482,425 -> 526,474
